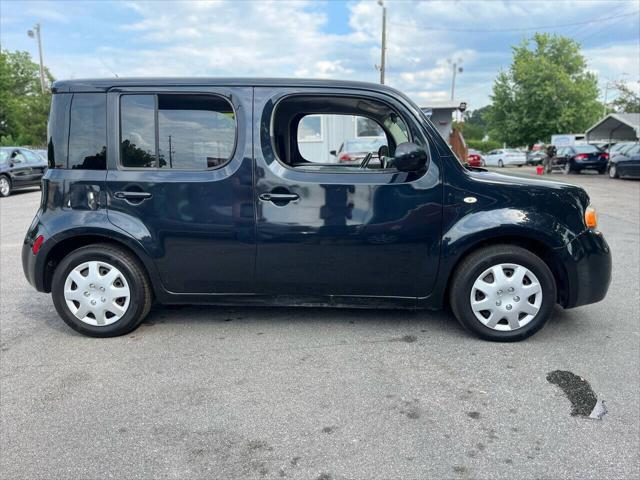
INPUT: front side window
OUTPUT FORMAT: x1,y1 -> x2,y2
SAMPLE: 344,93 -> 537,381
21,150 -> 42,164
120,94 -> 236,169
68,93 -> 107,170
274,95 -> 414,172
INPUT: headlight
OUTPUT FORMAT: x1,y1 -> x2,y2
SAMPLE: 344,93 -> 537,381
585,205 -> 598,229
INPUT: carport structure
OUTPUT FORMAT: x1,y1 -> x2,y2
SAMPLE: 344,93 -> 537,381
586,113 -> 640,144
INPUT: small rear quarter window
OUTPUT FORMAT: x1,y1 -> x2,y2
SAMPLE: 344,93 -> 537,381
68,93 -> 107,169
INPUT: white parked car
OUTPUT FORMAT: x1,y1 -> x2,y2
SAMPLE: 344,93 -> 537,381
484,149 -> 526,167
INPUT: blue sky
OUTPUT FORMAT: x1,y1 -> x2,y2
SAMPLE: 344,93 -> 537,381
1,0 -> 638,109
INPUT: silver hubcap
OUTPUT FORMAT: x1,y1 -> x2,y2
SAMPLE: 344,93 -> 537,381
63,261 -> 130,326
470,263 -> 543,331
609,166 -> 616,178
0,178 -> 9,195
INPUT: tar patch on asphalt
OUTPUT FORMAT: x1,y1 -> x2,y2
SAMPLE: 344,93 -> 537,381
546,370 -> 607,419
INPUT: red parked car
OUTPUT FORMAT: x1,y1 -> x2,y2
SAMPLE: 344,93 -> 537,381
467,149 -> 484,167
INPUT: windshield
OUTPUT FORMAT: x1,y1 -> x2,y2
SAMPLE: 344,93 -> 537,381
0,149 -> 10,163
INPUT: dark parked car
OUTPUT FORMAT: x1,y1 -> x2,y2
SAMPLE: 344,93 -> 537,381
22,78 -> 611,341
608,142 -> 640,179
545,144 -> 608,174
0,147 -> 47,197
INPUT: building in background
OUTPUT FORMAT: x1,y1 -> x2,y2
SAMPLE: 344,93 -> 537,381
420,101 -> 467,140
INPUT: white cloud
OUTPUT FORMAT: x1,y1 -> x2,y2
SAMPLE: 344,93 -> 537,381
2,0 -> 637,109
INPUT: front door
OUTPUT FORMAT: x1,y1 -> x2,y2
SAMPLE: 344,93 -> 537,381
253,87 -> 443,299
106,87 -> 255,294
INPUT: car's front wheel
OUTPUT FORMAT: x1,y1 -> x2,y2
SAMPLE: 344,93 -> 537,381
563,162 -> 572,174
608,164 -> 619,178
498,160 -> 504,167
51,244 -> 152,337
0,175 -> 11,197
449,245 -> 556,341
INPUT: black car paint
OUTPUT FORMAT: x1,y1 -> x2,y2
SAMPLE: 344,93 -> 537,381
0,147 -> 47,193
22,78 -> 611,312
609,144 -> 640,178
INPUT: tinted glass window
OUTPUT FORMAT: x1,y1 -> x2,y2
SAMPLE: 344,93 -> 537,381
158,95 -> 235,169
298,115 -> 323,142
121,95 -> 157,168
625,144 -> 640,155
573,145 -> 599,154
21,150 -> 41,163
120,94 -> 235,169
356,117 -> 384,137
68,93 -> 107,169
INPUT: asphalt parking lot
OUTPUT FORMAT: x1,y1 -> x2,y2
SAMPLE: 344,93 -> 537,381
1,167 -> 638,479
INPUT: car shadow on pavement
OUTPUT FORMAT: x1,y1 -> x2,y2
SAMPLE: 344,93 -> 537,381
139,303 -> 471,337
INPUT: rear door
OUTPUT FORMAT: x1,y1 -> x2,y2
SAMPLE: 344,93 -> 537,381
106,87 -> 255,294
252,87 -> 442,299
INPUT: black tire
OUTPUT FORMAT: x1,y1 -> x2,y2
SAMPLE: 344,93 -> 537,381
0,175 -> 11,197
498,160 -> 504,168
449,245 -> 556,342
608,164 -> 619,178
562,162 -> 572,175
51,243 -> 152,337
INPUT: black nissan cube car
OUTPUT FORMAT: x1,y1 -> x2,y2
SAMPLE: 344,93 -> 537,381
22,78 -> 611,341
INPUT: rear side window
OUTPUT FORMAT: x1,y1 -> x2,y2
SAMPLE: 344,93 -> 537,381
68,93 -> 107,169
120,94 -> 236,169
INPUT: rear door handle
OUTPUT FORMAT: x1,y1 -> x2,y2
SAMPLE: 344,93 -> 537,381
114,191 -> 152,202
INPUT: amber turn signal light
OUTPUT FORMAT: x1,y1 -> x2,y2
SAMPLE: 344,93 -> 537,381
585,206 -> 597,229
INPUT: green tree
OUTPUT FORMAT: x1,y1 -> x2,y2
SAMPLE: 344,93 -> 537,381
487,33 -> 601,147
0,50 -> 54,146
611,81 -> 640,113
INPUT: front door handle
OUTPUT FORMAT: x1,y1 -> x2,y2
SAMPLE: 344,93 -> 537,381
259,192 -> 300,205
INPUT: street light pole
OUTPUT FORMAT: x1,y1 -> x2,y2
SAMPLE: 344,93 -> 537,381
27,23 -> 46,93
378,0 -> 386,84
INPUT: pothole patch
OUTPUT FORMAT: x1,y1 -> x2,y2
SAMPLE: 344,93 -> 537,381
546,370 -> 607,419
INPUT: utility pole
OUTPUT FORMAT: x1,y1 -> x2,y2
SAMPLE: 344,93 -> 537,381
27,24 -> 46,93
378,0 -> 386,84
449,58 -> 463,101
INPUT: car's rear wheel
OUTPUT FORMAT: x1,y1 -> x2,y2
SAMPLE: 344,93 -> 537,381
0,175 -> 11,197
51,244 -> 152,337
608,164 -> 619,178
449,245 -> 556,341
498,160 -> 504,168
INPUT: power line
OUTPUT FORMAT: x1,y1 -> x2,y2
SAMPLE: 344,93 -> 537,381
388,10 -> 637,33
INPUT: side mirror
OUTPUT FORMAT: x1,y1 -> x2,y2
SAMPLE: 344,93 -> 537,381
393,142 -> 427,172
329,150 -> 337,156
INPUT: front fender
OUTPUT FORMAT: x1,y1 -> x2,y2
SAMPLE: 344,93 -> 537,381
420,206 -> 575,308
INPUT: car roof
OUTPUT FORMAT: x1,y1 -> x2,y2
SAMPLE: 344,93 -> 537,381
52,77 -> 404,95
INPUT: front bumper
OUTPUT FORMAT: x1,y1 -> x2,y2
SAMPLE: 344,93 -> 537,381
556,229 -> 612,308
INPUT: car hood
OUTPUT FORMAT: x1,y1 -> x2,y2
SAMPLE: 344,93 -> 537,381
468,170 -> 589,204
